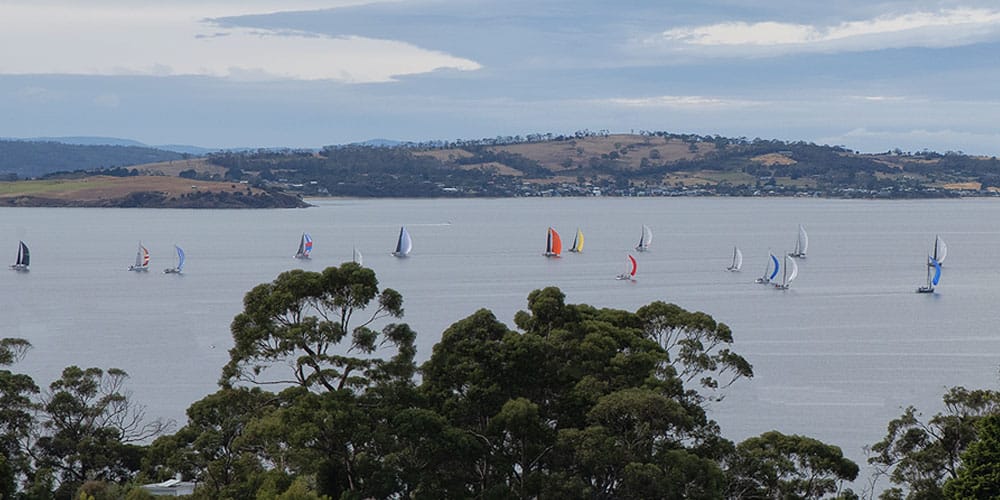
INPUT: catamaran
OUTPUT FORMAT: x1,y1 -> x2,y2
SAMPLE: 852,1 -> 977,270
789,225 -> 808,258
917,255 -> 942,293
616,254 -> 637,281
9,241 -> 29,272
568,228 -> 584,253
294,233 -> 313,259
930,235 -> 947,267
543,227 -> 562,257
773,255 -> 799,290
635,224 -> 653,252
755,252 -> 780,284
727,246 -> 743,272
392,226 -> 412,257
128,242 -> 150,272
164,245 -> 185,274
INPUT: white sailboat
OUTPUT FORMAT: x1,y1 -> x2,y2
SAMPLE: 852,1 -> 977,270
727,246 -> 743,272
789,224 -> 808,258
9,240 -> 29,272
774,254 -> 799,290
616,254 -> 637,281
128,242 -> 150,272
294,233 -> 313,259
392,226 -> 412,257
635,224 -> 653,252
917,255 -> 942,293
353,247 -> 363,266
755,252 -> 780,284
930,235 -> 947,267
164,245 -> 185,274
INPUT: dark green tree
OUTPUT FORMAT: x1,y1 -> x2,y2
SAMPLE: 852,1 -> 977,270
33,366 -> 169,499
222,263 -> 408,392
418,287 -> 749,498
216,263 -> 417,499
868,386 -> 1000,499
0,338 -> 39,498
143,387 -> 278,499
725,431 -> 858,499
942,413 -> 1000,499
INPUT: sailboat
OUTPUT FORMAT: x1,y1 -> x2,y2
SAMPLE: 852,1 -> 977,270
616,254 -> 637,281
163,245 -> 185,274
392,226 -> 412,257
128,242 -> 150,272
917,255 -> 942,293
9,240 -> 29,272
726,246 -> 743,272
755,252 -> 780,284
543,227 -> 562,257
789,225 -> 808,258
294,233 -> 313,259
774,255 -> 799,289
568,228 -> 584,253
930,235 -> 947,267
635,224 -> 653,252
353,247 -> 363,266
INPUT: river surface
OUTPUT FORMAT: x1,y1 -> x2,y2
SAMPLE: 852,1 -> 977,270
3,197 -> 999,489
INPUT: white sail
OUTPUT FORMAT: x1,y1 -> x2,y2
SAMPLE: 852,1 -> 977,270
785,255 -> 798,285
393,226 -> 412,257
728,246 -> 743,271
933,236 -> 947,265
353,247 -> 363,266
790,224 -> 808,257
636,224 -> 653,251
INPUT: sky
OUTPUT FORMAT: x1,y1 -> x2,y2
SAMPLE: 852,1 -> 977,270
2,0 -> 1000,154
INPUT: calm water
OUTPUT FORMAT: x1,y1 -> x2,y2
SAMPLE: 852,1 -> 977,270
4,198 -> 1000,486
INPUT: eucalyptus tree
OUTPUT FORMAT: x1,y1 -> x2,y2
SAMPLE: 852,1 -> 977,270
942,413 -> 1000,499
418,287 -> 753,498
0,338 -> 39,498
725,431 -> 858,499
215,263 -> 417,499
868,386 -> 1000,499
222,263 -> 410,392
32,366 -> 170,499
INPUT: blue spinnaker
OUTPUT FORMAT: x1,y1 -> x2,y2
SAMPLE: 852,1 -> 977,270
769,254 -> 780,280
930,257 -> 941,286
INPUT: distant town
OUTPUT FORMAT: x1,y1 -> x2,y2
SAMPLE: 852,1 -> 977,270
3,130 -> 1000,206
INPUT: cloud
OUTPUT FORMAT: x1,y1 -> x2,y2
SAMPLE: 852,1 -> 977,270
602,95 -> 764,109
650,8 -> 1000,56
0,2 -> 481,83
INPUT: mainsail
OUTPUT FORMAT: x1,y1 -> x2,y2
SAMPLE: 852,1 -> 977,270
295,233 -> 313,259
544,227 -> 562,257
393,226 -> 412,257
636,224 -> 653,252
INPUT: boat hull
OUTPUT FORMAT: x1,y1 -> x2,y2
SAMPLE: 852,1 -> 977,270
916,286 -> 934,293
9,264 -> 28,272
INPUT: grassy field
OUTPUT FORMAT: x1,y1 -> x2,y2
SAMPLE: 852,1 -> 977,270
0,175 -> 260,202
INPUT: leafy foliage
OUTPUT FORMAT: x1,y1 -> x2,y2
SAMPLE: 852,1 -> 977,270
222,262 -> 410,392
868,387 -> 1000,499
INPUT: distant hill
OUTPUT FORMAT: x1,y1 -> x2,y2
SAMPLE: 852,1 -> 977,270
17,136 -> 218,156
202,131 -> 1000,198
0,140 -> 188,178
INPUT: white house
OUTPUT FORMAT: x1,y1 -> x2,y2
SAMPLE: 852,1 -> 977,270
141,477 -> 197,497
